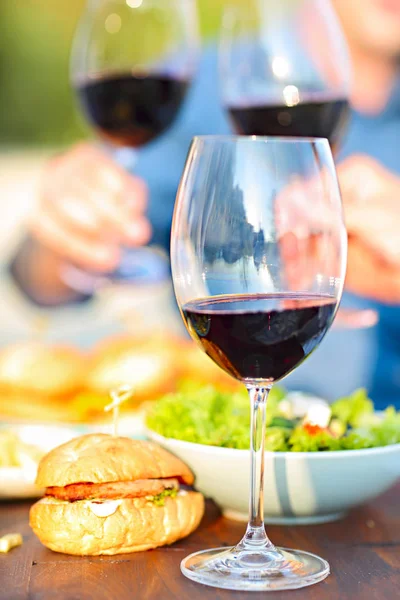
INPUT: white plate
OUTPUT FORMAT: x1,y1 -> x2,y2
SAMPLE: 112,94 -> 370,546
0,424 -> 81,499
0,467 -> 43,499
0,418 -> 147,500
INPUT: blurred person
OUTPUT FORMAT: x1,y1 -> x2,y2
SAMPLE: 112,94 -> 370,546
10,0 -> 400,408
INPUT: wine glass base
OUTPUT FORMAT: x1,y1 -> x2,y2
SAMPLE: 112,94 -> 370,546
181,546 -> 329,591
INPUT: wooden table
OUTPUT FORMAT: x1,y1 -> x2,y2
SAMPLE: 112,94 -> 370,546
1,485 -> 399,600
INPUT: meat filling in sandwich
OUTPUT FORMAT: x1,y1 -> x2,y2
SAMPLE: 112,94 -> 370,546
45,477 -> 181,503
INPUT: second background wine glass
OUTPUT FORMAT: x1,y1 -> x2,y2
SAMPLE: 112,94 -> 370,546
220,0 -> 377,330
220,0 -> 350,149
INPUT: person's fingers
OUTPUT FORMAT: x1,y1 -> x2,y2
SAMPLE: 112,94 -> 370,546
119,216 -> 152,247
67,146 -> 150,243
85,181 -> 151,245
337,154 -> 379,205
44,192 -> 102,238
280,233 -> 316,290
280,230 -> 341,292
49,182 -> 152,247
30,211 -> 121,273
71,143 -> 148,214
345,203 -> 400,266
276,173 -> 342,243
40,178 -> 131,245
333,308 -> 378,330
93,167 -> 148,215
346,236 -> 400,303
338,154 -> 400,210
41,151 -> 151,246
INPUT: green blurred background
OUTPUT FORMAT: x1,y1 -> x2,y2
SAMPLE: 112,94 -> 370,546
0,0 -> 234,148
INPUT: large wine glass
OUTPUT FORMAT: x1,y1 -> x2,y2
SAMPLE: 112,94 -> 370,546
68,0 -> 198,286
171,136 -> 347,591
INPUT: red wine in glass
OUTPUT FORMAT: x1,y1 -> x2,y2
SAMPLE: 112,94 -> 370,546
183,293 -> 336,382
77,73 -> 190,148
228,95 -> 349,151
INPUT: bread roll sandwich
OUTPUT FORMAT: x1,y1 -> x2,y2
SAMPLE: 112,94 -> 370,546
30,434 -> 204,555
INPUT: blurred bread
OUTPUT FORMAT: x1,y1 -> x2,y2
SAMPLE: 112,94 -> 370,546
0,332 -> 241,424
0,393 -> 76,423
0,342 -> 85,397
85,335 -> 179,402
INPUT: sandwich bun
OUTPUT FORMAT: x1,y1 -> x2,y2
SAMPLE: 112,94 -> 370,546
30,492 -> 204,555
35,434 -> 194,488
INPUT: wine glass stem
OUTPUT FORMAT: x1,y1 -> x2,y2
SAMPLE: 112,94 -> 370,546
237,385 -> 276,552
111,144 -> 138,172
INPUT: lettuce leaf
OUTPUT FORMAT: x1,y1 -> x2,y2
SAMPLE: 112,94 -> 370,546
146,384 -> 286,450
330,388 -> 374,427
149,488 -> 178,507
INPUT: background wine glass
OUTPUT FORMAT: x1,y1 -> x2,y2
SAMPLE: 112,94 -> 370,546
68,0 -> 199,286
171,136 -> 347,591
220,0 -> 350,148
219,0 -> 372,329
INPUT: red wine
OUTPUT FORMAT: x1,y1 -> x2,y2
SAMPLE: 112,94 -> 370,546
228,98 -> 349,148
183,294 -> 336,382
76,74 -> 189,147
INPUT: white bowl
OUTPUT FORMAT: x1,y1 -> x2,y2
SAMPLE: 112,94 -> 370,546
148,431 -> 400,524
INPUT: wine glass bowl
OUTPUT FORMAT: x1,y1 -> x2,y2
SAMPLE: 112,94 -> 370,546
72,0 -> 198,151
171,136 -> 347,591
220,0 -> 350,150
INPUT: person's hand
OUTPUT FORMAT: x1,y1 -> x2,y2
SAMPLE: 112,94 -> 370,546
276,172 -> 343,293
30,143 -> 151,273
338,155 -> 400,303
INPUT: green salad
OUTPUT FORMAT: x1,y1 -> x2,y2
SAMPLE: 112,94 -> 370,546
146,383 -> 400,452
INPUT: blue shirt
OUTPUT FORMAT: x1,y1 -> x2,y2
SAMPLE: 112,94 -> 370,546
135,46 -> 400,409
